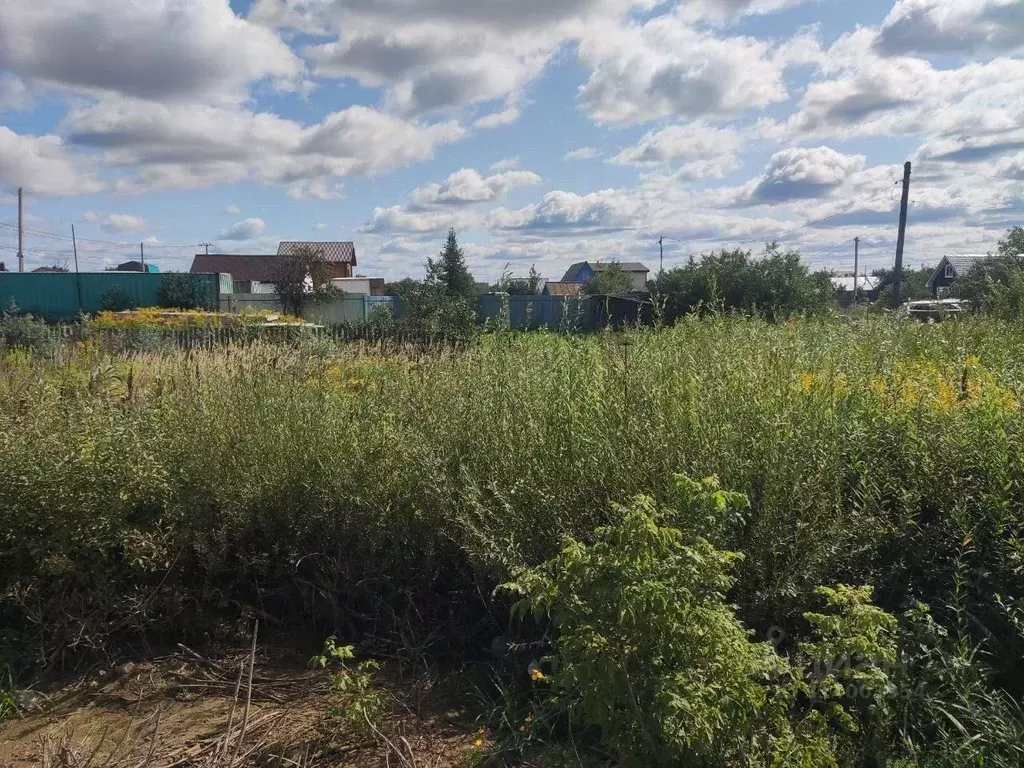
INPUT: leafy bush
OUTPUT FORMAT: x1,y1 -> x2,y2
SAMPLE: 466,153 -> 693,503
157,272 -> 206,310
99,285 -> 135,312
651,244 -> 836,321
502,483 -> 782,765
0,303 -> 52,353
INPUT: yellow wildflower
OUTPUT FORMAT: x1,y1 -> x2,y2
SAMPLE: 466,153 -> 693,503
474,738 -> 484,747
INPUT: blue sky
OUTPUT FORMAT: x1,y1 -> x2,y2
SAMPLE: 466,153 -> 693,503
0,0 -> 1022,281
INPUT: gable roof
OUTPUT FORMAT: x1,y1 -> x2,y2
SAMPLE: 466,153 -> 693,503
926,253 -> 988,288
561,260 -> 650,282
562,261 -> 593,282
594,261 -> 649,274
189,254 -> 282,282
278,241 -> 356,265
544,281 -> 582,297
830,274 -> 879,292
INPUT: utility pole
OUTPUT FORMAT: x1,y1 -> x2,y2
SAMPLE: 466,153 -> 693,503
853,237 -> 859,307
72,225 -> 83,313
140,241 -> 145,271
893,161 -> 911,308
658,236 -> 664,276
200,241 -> 211,255
17,187 -> 24,272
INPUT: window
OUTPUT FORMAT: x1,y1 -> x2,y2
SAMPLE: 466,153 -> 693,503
945,263 -> 955,279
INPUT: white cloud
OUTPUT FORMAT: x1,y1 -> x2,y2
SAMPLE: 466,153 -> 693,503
875,0 -> 1024,56
63,98 -> 465,193
313,222 -> 328,231
747,146 -> 866,203
217,217 -> 267,240
408,168 -> 542,207
0,127 -> 103,197
490,157 -> 520,171
102,213 -> 147,233
286,179 -> 345,200
612,122 -> 744,178
82,211 -> 100,222
565,147 -> 601,161
489,188 -> 644,234
576,13 -> 796,125
224,203 -> 241,214
780,29 -> 1024,142
0,0 -> 301,103
0,74 -> 31,112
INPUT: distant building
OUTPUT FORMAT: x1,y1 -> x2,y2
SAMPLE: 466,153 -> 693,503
190,242 -> 360,294
830,273 -> 880,306
278,241 -> 356,279
926,254 -> 987,298
189,254 -> 280,293
330,277 -> 385,295
114,260 -> 159,273
31,265 -> 69,273
561,261 -> 650,292
543,281 -> 582,297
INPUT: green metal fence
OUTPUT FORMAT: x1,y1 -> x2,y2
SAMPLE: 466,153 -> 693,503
0,272 -> 223,321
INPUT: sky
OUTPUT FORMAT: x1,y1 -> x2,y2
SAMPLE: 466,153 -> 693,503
0,0 -> 1022,282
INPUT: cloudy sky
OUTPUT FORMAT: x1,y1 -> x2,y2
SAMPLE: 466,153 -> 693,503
0,0 -> 1022,281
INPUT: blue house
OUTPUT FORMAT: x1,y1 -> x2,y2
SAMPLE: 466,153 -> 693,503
561,261 -> 650,292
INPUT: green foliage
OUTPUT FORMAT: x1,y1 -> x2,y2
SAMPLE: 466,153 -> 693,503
99,285 -> 135,312
500,263 -> 543,295
501,485 -> 780,766
386,277 -> 476,339
651,244 -> 836,320
310,636 -> 385,732
952,231 -> 1024,319
3,318 -> 1024,763
0,303 -> 52,353
872,266 -> 934,308
157,272 -> 205,310
583,263 -> 634,296
273,245 -> 339,316
426,228 -> 476,300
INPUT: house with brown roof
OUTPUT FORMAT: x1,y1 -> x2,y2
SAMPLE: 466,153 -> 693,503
189,241 -> 357,293
278,242 -> 356,279
543,281 -> 582,297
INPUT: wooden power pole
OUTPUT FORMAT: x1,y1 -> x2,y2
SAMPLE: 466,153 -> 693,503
658,236 -> 664,276
140,242 -> 145,271
853,237 -> 859,307
72,225 -> 83,313
892,161 -> 912,308
17,186 -> 24,272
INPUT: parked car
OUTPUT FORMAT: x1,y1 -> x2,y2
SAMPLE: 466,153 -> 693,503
900,298 -> 970,322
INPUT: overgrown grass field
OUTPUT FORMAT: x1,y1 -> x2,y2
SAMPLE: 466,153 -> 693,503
3,317 -> 1024,764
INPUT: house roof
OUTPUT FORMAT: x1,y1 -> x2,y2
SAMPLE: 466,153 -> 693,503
561,262 -> 592,282
926,253 -> 988,287
830,274 -> 879,292
544,281 -> 583,297
561,260 -> 650,282
31,266 -> 69,273
594,261 -> 649,274
189,254 -> 282,282
277,241 -> 356,265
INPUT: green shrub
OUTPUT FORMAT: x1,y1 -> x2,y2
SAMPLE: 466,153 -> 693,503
0,304 -> 52,353
502,486 -> 778,765
157,272 -> 205,310
99,285 -> 135,311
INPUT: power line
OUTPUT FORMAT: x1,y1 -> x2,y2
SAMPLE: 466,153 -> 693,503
0,221 -> 201,249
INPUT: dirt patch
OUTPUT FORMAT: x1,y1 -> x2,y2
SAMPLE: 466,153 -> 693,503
0,647 -> 483,767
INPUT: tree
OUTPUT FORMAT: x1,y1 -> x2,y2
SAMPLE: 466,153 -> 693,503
583,263 -> 634,296
650,245 -> 836,321
871,265 -> 933,308
499,263 -> 543,295
953,227 -> 1024,319
157,272 -> 206,310
273,245 -> 337,316
385,277 -> 476,339
426,228 -> 476,300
